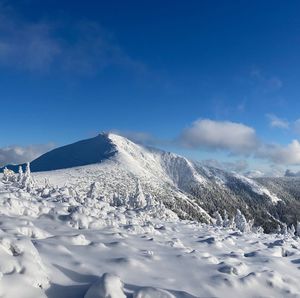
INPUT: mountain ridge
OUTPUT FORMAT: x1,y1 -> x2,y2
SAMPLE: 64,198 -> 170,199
2,133 -> 300,232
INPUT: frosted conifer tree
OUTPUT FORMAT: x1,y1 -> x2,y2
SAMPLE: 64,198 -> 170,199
41,178 -> 51,198
24,162 -> 31,178
112,192 -> 123,207
235,209 -> 249,232
145,194 -> 156,208
248,219 -> 254,231
214,211 -> 223,227
21,162 -> 35,191
67,186 -> 77,197
288,224 -> 296,236
254,226 -> 264,234
276,224 -> 282,235
87,182 -> 100,199
229,217 -> 236,229
18,166 -> 23,182
123,191 -> 130,207
223,210 -> 230,227
129,180 -> 147,209
281,223 -> 288,235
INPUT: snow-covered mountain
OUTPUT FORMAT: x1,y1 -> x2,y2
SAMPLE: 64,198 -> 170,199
2,134 -> 300,297
1,133 -> 298,231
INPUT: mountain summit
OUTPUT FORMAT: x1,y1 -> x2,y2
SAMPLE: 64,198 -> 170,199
2,133 -> 117,172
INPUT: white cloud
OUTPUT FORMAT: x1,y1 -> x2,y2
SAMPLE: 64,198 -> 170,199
113,123 -> 300,167
285,169 -> 300,177
0,143 -> 55,167
266,114 -> 289,129
179,119 -> 258,154
257,140 -> 300,165
203,159 -> 249,172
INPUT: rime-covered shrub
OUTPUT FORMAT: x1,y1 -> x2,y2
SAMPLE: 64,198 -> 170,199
2,167 -> 16,182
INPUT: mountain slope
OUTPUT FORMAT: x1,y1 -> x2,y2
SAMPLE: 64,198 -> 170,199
3,132 -> 300,231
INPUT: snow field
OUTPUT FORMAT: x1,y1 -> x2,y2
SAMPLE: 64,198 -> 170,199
1,175 -> 300,297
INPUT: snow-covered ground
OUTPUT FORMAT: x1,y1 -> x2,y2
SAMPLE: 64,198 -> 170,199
1,169 -> 300,297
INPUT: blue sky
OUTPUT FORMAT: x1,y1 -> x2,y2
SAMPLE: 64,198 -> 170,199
1,0 -> 300,175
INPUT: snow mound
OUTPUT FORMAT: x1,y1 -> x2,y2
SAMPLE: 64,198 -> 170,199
0,231 -> 49,297
84,273 -> 125,298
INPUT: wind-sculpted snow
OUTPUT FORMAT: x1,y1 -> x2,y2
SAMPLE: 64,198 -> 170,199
1,173 -> 300,297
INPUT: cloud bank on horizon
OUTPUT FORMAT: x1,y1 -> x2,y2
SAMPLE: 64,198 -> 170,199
0,144 -> 55,167
114,117 -> 300,176
2,116 -> 300,175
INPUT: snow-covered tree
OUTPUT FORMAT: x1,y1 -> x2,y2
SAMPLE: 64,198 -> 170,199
145,194 -> 156,208
24,162 -> 31,178
87,182 -> 101,199
276,224 -> 282,235
21,162 -> 35,192
281,223 -> 288,236
252,226 -> 264,234
214,211 -> 223,227
288,224 -> 296,236
40,178 -> 52,198
123,191 -> 130,207
229,217 -> 236,229
112,192 -> 124,207
18,166 -> 24,182
67,186 -> 77,198
129,180 -> 147,209
235,209 -> 249,233
223,210 -> 230,228
248,219 -> 254,231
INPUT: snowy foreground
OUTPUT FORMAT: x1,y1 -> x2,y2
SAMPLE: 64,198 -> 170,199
1,171 -> 300,297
